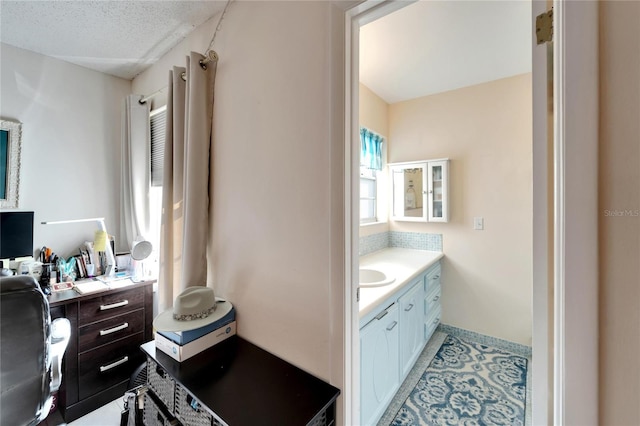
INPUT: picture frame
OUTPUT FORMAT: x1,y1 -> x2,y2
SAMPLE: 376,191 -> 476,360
0,119 -> 23,209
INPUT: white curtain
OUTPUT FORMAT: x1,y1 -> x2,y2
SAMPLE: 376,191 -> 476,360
120,94 -> 151,252
159,52 -> 217,311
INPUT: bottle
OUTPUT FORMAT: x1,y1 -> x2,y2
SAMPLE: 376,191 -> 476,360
405,180 -> 416,209
20,262 -> 29,275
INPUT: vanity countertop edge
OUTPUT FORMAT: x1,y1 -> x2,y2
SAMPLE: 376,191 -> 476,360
359,248 -> 443,321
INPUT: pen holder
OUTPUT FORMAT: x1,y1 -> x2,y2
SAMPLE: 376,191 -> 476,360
39,263 -> 57,284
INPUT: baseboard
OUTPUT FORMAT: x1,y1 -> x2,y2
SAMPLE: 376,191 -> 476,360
437,323 -> 532,358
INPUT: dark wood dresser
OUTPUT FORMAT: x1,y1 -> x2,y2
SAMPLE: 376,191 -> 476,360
48,280 -> 154,422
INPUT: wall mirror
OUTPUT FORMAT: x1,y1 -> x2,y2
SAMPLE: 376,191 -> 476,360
0,119 -> 23,209
390,163 -> 427,221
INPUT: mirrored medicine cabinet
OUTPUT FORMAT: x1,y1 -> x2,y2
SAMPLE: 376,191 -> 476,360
389,159 -> 449,222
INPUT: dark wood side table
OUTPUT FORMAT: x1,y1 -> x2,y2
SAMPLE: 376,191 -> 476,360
141,336 -> 340,426
48,280 -> 154,422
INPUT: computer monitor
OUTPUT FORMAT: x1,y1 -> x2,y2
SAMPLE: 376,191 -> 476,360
0,211 -> 34,260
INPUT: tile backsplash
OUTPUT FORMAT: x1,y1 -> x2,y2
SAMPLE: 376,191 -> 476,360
359,231 -> 442,256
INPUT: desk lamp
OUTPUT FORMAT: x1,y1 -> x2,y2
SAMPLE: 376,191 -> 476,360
41,217 -> 116,278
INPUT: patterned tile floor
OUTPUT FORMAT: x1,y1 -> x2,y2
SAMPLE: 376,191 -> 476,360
379,331 -> 532,426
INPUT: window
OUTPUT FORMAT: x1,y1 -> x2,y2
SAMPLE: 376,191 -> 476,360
359,127 -> 385,224
150,106 -> 166,187
148,106 -> 166,260
360,167 -> 377,223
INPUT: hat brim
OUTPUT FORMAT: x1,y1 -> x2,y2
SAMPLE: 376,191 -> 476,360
153,299 -> 233,332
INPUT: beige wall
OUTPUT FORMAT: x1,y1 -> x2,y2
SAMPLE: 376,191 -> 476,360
599,1 -> 640,424
359,82 -> 390,237
133,0 -> 346,398
388,74 -> 533,345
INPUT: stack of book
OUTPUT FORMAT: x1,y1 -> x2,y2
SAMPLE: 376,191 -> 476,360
155,305 -> 236,362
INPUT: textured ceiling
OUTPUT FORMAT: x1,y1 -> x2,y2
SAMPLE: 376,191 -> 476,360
0,0 -> 227,80
0,0 -> 532,96
360,0 -> 532,103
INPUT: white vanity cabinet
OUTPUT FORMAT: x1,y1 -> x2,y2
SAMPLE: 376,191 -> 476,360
390,159 -> 449,222
360,303 -> 399,426
424,262 -> 442,340
360,260 -> 442,426
398,277 -> 426,377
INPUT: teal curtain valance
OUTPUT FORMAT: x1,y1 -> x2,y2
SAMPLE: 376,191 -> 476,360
360,127 -> 384,171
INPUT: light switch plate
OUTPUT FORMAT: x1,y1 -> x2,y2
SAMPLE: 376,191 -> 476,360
474,217 -> 484,230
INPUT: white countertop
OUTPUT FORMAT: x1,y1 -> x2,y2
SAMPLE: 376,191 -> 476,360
359,248 -> 443,320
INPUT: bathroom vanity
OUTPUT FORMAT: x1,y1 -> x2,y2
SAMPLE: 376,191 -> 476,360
358,248 -> 443,426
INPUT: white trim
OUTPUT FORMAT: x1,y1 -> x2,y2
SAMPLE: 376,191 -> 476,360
531,0 -> 552,423
554,1 -> 599,424
554,1 -> 566,422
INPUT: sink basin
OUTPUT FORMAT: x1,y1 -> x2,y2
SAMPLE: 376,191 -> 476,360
359,268 -> 395,288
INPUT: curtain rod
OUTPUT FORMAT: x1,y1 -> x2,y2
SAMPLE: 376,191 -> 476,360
140,0 -> 233,105
139,72 -> 186,104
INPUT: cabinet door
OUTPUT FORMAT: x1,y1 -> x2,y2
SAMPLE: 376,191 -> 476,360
427,160 -> 449,222
390,163 -> 428,221
399,280 -> 426,377
360,304 -> 399,426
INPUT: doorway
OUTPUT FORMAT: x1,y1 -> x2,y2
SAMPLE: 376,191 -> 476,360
342,1 -> 599,425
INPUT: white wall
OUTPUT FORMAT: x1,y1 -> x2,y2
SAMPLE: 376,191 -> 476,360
389,74 -> 533,345
133,0 -> 345,396
0,43 -> 131,256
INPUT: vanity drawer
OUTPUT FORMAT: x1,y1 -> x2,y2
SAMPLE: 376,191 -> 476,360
78,308 -> 145,352
79,287 -> 145,325
425,263 -> 441,293
424,284 -> 441,313
78,332 -> 144,400
425,305 -> 441,341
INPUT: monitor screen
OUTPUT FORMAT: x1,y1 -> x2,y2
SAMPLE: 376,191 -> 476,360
0,211 -> 34,260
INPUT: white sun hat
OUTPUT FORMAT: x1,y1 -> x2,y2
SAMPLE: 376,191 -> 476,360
153,286 -> 233,332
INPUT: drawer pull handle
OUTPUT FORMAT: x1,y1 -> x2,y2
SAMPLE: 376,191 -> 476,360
432,295 -> 440,302
100,300 -> 129,311
375,310 -> 389,320
432,275 -> 440,280
433,317 -> 440,325
99,322 -> 129,336
404,303 -> 414,312
99,356 -> 129,372
386,321 -> 398,331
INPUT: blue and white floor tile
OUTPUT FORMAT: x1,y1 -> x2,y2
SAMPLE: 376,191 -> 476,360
379,331 -> 531,426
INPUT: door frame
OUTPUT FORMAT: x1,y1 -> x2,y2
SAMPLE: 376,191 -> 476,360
342,1 -> 599,425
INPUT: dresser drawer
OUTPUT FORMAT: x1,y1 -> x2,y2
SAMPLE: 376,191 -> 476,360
78,308 -> 145,353
78,332 -> 144,400
79,287 -> 145,325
